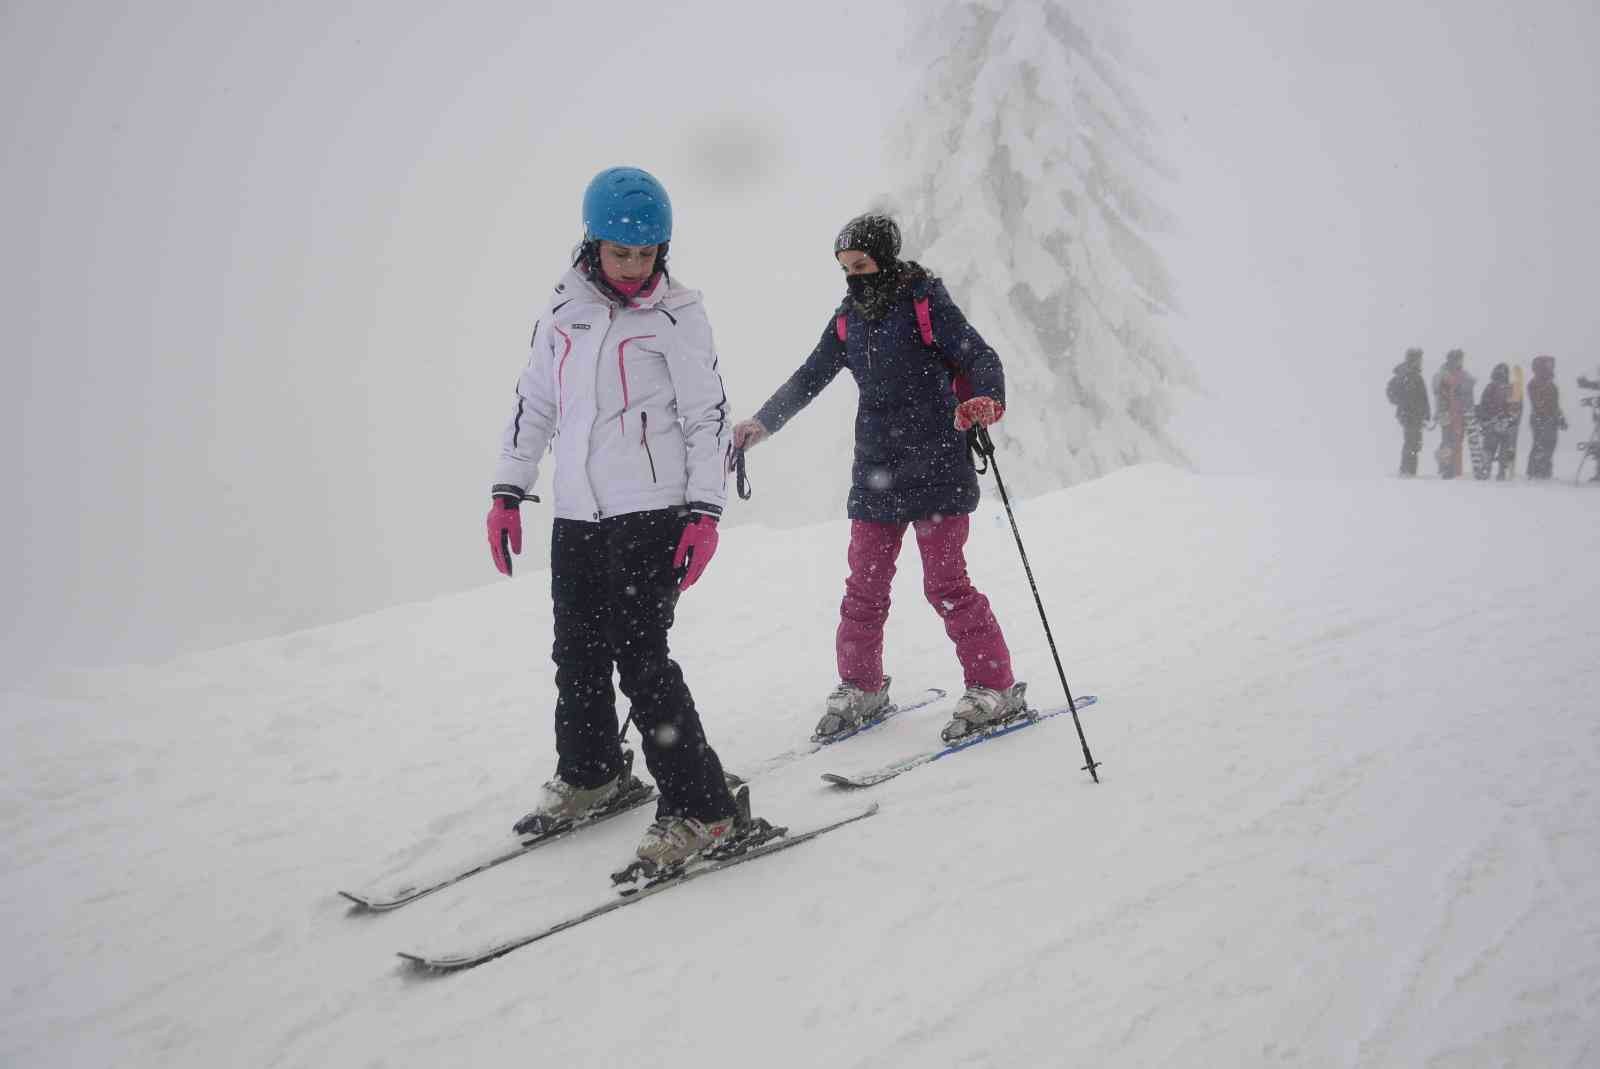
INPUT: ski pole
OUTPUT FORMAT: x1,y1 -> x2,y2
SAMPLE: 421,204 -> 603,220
971,426 -> 1101,782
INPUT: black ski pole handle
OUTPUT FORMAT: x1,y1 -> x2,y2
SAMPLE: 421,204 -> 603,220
733,447 -> 753,500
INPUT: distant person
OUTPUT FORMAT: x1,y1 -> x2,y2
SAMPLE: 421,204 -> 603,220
730,213 -> 1025,745
487,166 -> 741,869
1575,366 -> 1600,482
1526,355 -> 1567,479
1386,347 -> 1430,476
1432,349 -> 1475,479
1476,363 -> 1516,480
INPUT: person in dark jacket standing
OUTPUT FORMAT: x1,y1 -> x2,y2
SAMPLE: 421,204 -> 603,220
1386,347 -> 1430,476
1526,354 -> 1568,479
1476,363 -> 1515,480
731,213 -> 1023,745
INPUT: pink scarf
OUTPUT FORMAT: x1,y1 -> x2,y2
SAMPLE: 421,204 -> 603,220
605,273 -> 658,301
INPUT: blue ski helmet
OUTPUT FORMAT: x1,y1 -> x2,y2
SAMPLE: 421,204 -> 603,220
582,167 -> 672,246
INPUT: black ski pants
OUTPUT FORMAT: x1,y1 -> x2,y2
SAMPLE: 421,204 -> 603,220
1399,420 -> 1423,476
549,509 -> 736,823
1528,426 -> 1558,479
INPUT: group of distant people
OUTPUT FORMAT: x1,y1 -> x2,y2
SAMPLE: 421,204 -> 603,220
1386,349 -> 1600,481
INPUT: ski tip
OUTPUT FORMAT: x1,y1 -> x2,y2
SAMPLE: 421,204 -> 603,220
341,889 -> 411,913
820,773 -> 864,789
398,951 -> 468,975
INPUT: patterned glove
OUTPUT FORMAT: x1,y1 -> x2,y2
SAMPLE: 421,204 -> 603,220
954,396 -> 1004,431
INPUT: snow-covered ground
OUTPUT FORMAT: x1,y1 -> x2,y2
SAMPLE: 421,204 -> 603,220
4,465 -> 1598,1067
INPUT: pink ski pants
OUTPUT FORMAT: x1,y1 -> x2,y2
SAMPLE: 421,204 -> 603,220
836,514 -> 1014,692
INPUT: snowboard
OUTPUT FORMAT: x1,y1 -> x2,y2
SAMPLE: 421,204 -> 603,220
1465,410 -> 1490,480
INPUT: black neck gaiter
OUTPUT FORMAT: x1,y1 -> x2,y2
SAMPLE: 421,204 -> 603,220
845,263 -> 904,321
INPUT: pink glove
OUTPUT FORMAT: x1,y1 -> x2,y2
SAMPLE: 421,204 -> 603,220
487,497 -> 523,576
954,396 -> 1004,431
673,514 -> 719,591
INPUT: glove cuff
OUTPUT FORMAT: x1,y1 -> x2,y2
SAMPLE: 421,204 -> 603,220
492,484 -> 536,510
686,501 -> 722,521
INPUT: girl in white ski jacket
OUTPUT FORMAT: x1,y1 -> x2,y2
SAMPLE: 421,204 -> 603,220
485,167 -> 739,872
491,264 -> 731,525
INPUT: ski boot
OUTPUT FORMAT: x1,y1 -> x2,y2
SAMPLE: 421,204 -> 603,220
634,813 -> 737,869
940,682 -> 1030,743
612,786 -> 786,893
813,677 -> 893,741
512,750 -> 650,837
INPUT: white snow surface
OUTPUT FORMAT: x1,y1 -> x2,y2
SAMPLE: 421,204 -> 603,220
5,465 -> 1599,1067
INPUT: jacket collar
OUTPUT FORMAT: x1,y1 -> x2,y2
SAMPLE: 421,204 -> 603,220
560,265 -> 671,312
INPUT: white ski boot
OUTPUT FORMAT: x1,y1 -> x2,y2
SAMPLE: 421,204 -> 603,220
940,682 -> 1029,743
813,677 -> 893,739
613,786 -> 783,888
634,812 -> 738,869
513,751 -> 644,836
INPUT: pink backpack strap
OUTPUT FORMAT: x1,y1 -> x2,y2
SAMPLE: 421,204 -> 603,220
913,296 -> 935,348
835,314 -> 848,343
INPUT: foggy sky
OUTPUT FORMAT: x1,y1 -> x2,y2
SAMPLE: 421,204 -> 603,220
1131,1 -> 1600,474
5,0 -> 1597,685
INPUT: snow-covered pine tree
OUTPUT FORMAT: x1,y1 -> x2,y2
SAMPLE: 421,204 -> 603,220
886,0 -> 1191,489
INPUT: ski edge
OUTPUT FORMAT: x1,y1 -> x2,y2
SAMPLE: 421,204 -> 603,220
819,694 -> 1100,790
339,784 -> 657,913
397,802 -> 881,974
733,687 -> 947,779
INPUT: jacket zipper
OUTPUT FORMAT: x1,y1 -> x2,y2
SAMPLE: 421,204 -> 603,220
590,305 -> 617,520
641,411 -> 658,483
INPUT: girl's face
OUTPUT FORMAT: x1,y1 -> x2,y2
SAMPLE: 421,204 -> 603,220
598,241 -> 659,282
836,250 -> 880,276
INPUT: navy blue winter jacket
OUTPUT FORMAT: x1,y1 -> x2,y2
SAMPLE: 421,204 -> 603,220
753,267 -> 1005,523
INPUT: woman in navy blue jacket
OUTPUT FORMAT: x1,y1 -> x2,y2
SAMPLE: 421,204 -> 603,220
733,214 -> 1024,744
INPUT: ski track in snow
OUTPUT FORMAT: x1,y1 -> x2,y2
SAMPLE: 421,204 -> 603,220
3,465 -> 1599,1067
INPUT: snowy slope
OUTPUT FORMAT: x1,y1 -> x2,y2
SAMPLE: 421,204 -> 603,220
4,466 -> 1599,1067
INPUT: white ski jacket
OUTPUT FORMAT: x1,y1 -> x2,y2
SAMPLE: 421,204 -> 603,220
492,266 -> 731,522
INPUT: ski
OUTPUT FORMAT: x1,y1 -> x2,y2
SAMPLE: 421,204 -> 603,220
339,778 -> 656,913
820,694 -> 1100,790
733,687 -> 946,779
398,802 -> 880,973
